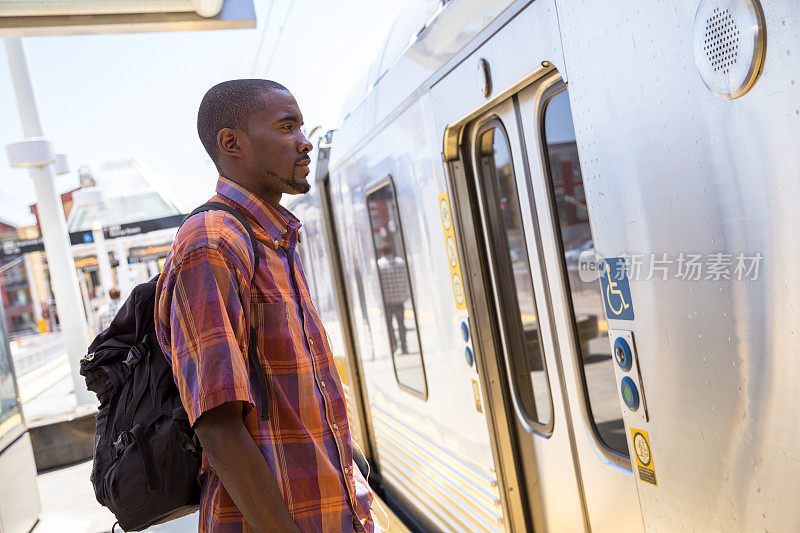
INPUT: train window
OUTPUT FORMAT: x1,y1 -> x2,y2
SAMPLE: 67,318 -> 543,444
477,123 -> 552,428
366,180 -> 428,398
542,89 -> 629,456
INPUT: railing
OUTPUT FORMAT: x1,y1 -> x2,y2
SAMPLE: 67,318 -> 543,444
10,332 -> 65,376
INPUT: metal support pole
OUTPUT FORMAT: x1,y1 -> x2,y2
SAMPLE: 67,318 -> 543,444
114,241 -> 133,300
5,37 -> 94,405
91,214 -> 115,303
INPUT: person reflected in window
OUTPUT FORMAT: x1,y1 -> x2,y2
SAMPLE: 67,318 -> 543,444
377,243 -> 410,354
97,286 -> 122,332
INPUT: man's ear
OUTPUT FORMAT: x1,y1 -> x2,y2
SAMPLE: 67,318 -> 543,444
218,128 -> 243,159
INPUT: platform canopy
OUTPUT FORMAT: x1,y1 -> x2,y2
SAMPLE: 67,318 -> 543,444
0,0 -> 255,37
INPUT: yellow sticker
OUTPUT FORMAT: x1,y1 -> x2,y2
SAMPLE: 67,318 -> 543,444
630,428 -> 657,486
438,193 -> 467,310
471,378 -> 483,413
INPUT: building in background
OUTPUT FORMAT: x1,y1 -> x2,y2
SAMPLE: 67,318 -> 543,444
64,159 -> 185,328
0,159 -> 185,335
1,158 -> 188,334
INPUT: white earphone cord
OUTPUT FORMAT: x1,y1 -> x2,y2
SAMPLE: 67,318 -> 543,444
352,439 -> 390,531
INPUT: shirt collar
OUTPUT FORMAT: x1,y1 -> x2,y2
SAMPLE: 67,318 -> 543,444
215,176 -> 302,248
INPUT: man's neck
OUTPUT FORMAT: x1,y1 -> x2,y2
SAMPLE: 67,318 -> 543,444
221,172 -> 282,208
261,192 -> 283,209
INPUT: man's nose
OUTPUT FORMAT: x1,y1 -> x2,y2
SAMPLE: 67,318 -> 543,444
298,135 -> 313,153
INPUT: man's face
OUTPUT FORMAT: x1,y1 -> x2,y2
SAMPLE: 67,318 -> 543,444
240,89 -> 313,197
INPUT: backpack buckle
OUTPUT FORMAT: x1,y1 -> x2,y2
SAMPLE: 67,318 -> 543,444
123,344 -> 144,371
112,431 -> 133,459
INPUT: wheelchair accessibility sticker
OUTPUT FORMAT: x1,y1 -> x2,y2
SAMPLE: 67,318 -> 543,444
599,257 -> 635,321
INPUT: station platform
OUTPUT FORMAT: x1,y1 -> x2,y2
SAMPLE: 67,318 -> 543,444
14,333 -> 407,533
9,333 -> 197,532
35,460 -> 197,533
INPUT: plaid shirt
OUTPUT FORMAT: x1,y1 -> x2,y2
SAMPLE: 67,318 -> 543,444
377,255 -> 409,305
155,177 -> 373,532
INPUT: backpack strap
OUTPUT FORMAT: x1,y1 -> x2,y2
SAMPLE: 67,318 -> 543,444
181,201 -> 270,421
182,201 -> 260,271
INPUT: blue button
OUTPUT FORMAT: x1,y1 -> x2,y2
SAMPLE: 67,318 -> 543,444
614,337 -> 632,371
460,321 -> 470,342
620,377 -> 639,411
464,346 -> 474,367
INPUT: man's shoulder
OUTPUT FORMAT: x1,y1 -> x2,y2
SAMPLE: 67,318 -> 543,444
172,208 -> 253,263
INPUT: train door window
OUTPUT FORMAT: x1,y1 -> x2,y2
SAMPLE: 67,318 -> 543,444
476,122 -> 552,428
542,88 -> 628,456
366,179 -> 427,398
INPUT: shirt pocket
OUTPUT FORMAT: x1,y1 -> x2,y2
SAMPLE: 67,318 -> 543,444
251,301 -> 296,369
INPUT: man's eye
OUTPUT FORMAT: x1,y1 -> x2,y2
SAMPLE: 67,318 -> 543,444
281,124 -> 293,131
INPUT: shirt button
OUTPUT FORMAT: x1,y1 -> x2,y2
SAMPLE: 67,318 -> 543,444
344,466 -> 349,474
333,423 -> 339,430
320,380 -> 326,388
309,338 -> 314,346
274,240 -> 280,248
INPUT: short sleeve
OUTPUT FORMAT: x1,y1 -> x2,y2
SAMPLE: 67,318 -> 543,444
156,244 -> 255,426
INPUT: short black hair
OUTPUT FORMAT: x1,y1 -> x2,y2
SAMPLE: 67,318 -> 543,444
197,79 -> 288,171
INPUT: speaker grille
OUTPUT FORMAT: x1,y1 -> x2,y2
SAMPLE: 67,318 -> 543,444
703,7 -> 740,75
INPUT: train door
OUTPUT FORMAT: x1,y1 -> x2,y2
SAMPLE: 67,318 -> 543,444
455,71 -> 644,531
463,97 -> 586,532
512,73 -> 644,532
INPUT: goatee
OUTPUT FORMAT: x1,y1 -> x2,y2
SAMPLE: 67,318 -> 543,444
286,176 -> 311,194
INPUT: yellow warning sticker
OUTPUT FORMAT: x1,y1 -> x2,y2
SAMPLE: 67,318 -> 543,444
438,193 -> 466,310
471,378 -> 483,413
631,428 -> 657,486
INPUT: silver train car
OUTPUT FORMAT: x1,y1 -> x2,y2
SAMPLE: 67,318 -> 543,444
287,0 -> 800,530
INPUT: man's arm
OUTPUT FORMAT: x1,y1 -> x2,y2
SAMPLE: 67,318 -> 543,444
194,401 -> 300,533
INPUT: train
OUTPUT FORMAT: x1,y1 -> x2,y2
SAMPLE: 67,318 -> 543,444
286,0 -> 799,531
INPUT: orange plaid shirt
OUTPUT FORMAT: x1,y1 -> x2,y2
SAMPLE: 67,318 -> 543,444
155,177 -> 373,532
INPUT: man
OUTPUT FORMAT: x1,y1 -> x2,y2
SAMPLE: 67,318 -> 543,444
155,80 -> 374,532
97,286 -> 122,331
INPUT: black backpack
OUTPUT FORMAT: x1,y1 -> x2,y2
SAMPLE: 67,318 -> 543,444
80,202 -> 268,531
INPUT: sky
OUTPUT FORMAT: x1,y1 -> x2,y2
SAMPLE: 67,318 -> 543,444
0,0 -> 409,226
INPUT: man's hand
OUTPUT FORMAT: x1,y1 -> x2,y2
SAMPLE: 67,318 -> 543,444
194,401 -> 300,533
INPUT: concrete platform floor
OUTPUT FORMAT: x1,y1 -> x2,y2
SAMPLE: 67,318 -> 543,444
34,460 -> 198,533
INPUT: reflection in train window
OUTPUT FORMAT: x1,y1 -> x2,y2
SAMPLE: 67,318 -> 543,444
477,123 -> 552,428
542,89 -> 629,456
366,180 -> 427,397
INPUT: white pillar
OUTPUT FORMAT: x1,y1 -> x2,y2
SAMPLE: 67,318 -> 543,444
5,37 -> 94,405
114,241 -> 133,300
91,215 -> 114,303
77,271 -> 96,334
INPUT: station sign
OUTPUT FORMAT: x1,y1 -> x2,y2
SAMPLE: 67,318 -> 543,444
0,237 -> 45,258
69,214 -> 185,246
0,213 -> 185,259
74,253 -> 119,271
127,243 -> 172,263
